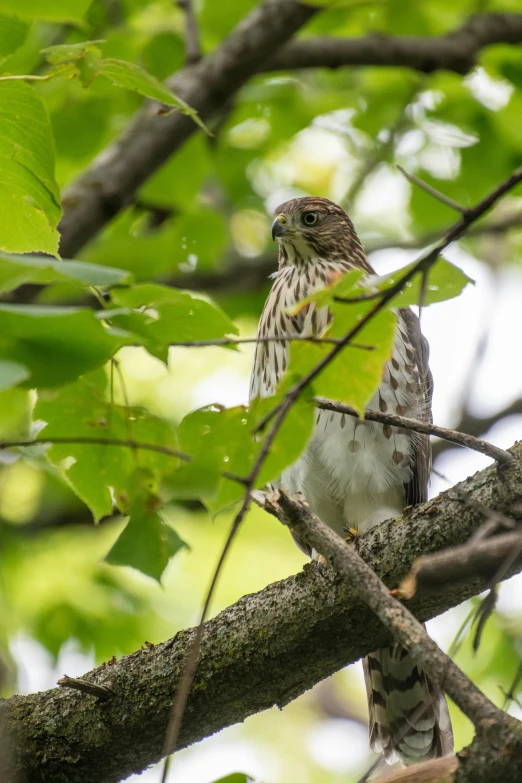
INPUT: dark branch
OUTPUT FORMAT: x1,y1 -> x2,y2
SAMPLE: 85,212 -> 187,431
433,397 -> 522,461
266,13 -> 522,76
315,397 -> 515,465
55,9 -> 522,261
58,0 -> 317,258
1,443 -> 522,783
399,531 -> 522,599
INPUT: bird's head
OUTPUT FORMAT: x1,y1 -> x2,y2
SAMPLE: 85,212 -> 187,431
271,196 -> 357,262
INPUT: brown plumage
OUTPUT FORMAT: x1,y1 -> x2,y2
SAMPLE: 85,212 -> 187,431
249,196 -> 453,767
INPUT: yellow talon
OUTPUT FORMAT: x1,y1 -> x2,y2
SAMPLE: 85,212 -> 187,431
344,527 -> 359,542
313,553 -> 327,577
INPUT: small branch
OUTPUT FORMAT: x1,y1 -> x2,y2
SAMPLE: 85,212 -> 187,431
57,676 -> 116,702
132,336 -> 374,349
502,662 -> 522,711
266,13 -> 522,76
397,165 -> 466,214
314,397 -> 515,465
160,395 -> 294,776
177,0 -> 202,65
433,396 -> 522,461
0,437 -> 247,486
398,531 -> 522,599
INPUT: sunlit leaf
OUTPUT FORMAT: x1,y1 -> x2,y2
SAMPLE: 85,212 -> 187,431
105,476 -> 187,582
0,13 -> 30,61
0,82 -> 61,255
211,775 -> 255,783
0,359 -> 29,391
0,0 -> 91,22
109,284 -> 238,363
0,254 -> 132,294
35,374 -> 179,521
167,395 -> 314,516
0,305 -> 122,387
371,257 -> 474,307
99,59 -> 209,133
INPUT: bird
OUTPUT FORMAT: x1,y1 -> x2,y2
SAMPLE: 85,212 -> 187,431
249,196 -> 454,767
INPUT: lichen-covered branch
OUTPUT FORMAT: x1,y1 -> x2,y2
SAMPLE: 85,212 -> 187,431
1,444 -> 521,783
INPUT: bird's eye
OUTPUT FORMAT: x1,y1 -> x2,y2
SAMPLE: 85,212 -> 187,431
302,211 -> 319,226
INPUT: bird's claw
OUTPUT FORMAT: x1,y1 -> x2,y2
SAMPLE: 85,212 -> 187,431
313,553 -> 327,577
343,526 -> 359,542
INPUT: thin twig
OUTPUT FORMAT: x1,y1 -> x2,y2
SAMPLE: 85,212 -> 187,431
314,397 -> 515,464
160,397 -> 294,780
57,675 -> 116,701
502,661 -> 522,711
140,336 -> 374,349
472,536 -> 522,652
0,437 -> 247,486
397,531 -> 522,600
397,165 -> 466,214
177,0 -> 202,65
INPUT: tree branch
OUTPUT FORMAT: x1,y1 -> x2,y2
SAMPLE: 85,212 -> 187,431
1,443 -> 521,783
56,9 -> 522,260
266,13 -> 522,76
315,397 -> 515,465
58,0 -> 317,258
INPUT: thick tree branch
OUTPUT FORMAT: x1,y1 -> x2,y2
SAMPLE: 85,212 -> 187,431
58,0 -> 317,258
267,13 -> 522,76
56,8 -> 522,260
1,443 -> 521,783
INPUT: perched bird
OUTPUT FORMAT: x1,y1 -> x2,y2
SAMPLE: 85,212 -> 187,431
249,196 -> 453,767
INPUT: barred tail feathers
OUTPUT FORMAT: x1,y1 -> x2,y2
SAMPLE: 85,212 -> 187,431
363,645 -> 454,767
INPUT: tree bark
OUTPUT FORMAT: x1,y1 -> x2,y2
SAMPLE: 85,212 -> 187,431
1,444 -> 521,783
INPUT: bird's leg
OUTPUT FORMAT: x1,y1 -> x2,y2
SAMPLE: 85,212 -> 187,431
343,525 -> 359,542
313,553 -> 327,577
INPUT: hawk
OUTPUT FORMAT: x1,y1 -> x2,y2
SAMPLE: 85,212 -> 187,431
249,196 -> 454,767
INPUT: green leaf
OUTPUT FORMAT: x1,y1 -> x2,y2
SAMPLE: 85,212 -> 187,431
105,490 -> 187,582
0,305 -> 121,387
109,284 -> 238,363
35,374 -> 179,521
0,14 -> 30,61
168,396 -> 314,516
284,307 -> 397,415
0,0 -> 91,22
0,82 -> 61,255
42,40 -> 105,65
370,258 -> 474,307
211,776 -> 254,783
0,358 -> 29,391
98,59 -> 209,133
0,254 -> 132,294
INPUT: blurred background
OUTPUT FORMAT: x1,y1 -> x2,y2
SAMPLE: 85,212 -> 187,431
1,0 -> 522,781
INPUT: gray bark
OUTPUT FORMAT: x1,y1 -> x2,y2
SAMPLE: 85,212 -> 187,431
1,443 -> 521,783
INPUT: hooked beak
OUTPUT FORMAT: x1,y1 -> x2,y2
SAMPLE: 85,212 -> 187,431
272,215 -> 289,241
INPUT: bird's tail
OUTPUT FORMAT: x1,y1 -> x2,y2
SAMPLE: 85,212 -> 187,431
363,644 -> 453,767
